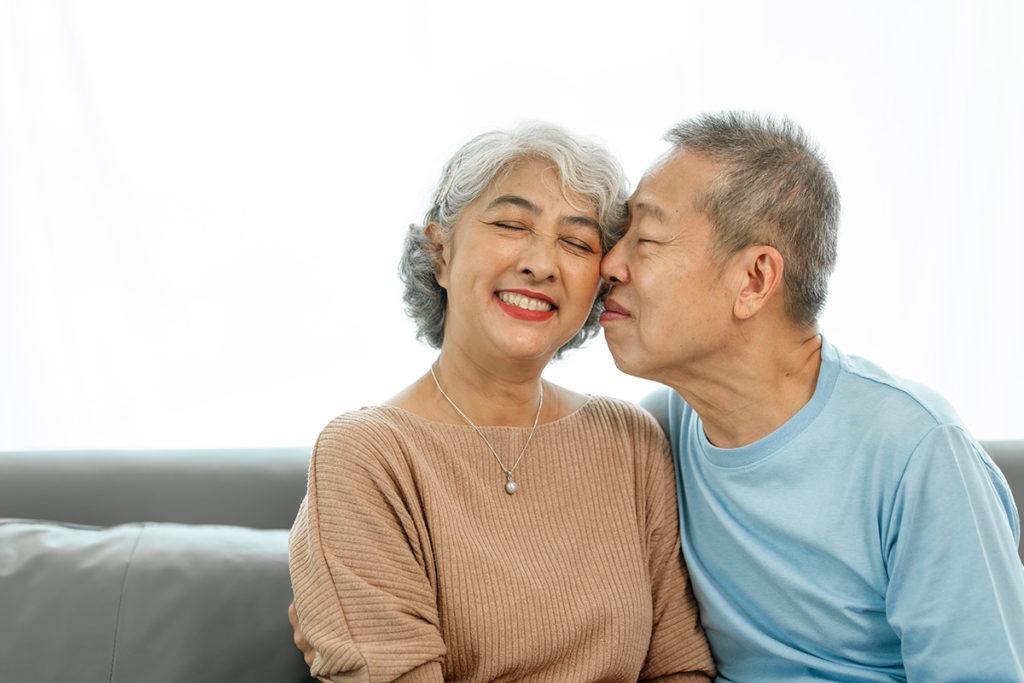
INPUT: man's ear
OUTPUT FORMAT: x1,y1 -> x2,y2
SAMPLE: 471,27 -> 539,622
733,245 -> 783,320
424,222 -> 450,289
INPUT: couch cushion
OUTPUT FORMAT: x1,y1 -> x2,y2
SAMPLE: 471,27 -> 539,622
0,519 -> 313,683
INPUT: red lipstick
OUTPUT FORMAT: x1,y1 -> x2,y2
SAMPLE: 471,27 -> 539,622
495,290 -> 556,322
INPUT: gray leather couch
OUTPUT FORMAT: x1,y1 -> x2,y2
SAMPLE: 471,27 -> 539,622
1,408 -> 1021,683
0,448 -> 316,683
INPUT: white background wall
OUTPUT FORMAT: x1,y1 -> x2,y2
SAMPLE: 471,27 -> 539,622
1,0 -> 1021,449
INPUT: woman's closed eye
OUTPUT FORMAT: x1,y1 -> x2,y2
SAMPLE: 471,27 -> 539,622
561,237 -> 597,253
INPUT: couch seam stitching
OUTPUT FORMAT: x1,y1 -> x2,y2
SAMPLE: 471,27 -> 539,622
108,523 -> 146,683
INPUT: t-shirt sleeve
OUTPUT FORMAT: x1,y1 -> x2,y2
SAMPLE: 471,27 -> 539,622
885,424 -> 1024,680
633,410 -> 717,682
288,415 -> 445,683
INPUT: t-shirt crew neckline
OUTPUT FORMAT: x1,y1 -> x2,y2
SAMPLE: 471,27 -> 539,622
696,336 -> 841,470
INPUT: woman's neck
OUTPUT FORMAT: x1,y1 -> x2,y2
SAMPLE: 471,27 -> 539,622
386,341 -> 595,427
427,349 -> 546,427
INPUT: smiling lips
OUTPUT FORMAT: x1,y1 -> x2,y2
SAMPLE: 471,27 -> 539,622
496,290 -> 556,321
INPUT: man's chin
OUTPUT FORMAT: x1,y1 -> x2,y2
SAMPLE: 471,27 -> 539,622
604,343 -> 645,379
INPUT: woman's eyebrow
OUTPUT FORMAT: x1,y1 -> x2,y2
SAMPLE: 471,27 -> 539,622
486,194 -> 537,212
487,194 -> 599,231
561,214 -> 600,231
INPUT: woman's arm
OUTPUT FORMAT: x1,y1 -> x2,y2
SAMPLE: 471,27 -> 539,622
288,414 -> 446,683
635,414 -> 716,682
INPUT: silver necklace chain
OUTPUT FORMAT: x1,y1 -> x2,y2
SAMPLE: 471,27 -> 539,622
429,363 -> 543,495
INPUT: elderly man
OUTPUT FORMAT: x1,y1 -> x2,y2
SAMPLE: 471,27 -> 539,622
600,112 -> 1024,681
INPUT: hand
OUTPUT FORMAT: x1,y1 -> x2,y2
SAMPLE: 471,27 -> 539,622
288,601 -> 316,669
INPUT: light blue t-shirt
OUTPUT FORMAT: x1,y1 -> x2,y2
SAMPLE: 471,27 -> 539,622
663,338 -> 1024,682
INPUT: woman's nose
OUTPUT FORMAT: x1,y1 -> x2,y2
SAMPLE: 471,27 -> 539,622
519,236 -> 557,281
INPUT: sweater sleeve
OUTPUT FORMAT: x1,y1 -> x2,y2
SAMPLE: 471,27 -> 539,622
288,414 -> 446,683
633,410 -> 717,682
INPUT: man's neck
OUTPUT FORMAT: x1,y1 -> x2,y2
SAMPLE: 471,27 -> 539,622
666,330 -> 823,449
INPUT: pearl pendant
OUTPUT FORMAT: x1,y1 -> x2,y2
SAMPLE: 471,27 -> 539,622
504,479 -> 518,495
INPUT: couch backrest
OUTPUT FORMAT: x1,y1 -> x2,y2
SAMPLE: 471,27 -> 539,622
0,448 -> 310,529
984,440 -> 1024,551
3,430 -> 1021,561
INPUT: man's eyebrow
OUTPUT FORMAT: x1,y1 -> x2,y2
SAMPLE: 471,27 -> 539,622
486,194 -> 600,232
632,201 -> 668,223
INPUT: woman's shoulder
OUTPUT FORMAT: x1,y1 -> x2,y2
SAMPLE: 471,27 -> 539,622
567,394 -> 674,497
573,393 -> 665,435
318,404 -> 402,437
308,406 -> 442,492
312,405 -> 427,462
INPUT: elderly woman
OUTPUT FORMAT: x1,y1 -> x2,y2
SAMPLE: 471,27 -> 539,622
288,123 -> 714,682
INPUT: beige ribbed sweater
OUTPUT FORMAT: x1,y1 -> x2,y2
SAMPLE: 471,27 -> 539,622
289,395 -> 714,682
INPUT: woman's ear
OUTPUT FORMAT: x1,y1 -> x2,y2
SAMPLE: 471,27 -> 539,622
424,222 -> 450,289
732,244 -> 783,320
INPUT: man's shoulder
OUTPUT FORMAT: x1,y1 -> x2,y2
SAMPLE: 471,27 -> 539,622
637,386 -> 675,437
634,341 -> 972,455
829,344 -> 965,432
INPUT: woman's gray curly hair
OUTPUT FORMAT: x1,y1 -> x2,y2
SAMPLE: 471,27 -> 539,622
399,122 -> 628,356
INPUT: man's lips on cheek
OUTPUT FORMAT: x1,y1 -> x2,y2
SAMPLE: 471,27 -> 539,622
600,298 -> 630,322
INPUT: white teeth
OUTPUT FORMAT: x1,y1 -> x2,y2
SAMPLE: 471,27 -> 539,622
498,291 -> 553,312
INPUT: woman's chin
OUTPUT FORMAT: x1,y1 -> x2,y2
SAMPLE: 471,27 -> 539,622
488,335 -> 566,364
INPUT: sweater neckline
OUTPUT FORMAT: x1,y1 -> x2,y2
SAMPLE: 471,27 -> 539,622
371,394 -> 596,432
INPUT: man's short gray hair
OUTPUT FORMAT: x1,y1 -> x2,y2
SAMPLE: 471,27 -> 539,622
664,111 -> 840,327
400,122 -> 628,355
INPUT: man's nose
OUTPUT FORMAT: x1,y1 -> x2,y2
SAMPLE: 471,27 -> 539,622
601,241 -> 629,285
